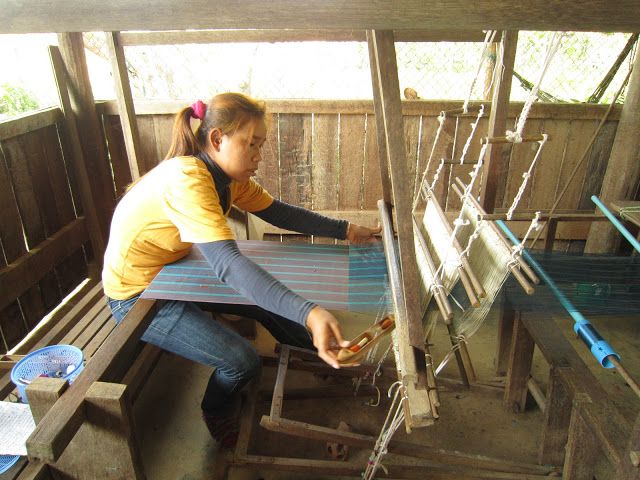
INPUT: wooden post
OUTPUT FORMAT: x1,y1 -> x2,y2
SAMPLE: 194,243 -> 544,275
479,30 -> 518,213
365,31 -> 392,207
585,46 -> 640,253
503,310 -> 534,413
544,218 -> 558,252
26,377 -> 68,424
367,30 -> 423,351
53,382 -> 146,480
56,33 -> 116,251
106,31 -> 143,180
494,294 -> 515,376
563,396 -> 599,480
539,365 -> 572,465
48,46 -> 105,261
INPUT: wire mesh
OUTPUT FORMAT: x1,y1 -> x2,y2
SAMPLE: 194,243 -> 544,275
80,31 -> 635,104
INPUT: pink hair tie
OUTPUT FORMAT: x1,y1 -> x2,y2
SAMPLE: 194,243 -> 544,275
190,100 -> 207,120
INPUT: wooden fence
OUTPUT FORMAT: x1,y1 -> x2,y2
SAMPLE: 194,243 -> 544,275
102,99 -> 620,239
0,108 -> 91,351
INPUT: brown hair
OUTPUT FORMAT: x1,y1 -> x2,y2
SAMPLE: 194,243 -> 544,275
164,92 -> 267,160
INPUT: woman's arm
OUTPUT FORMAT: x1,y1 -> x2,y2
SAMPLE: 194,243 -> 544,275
253,199 -> 348,238
198,239 -> 348,367
253,199 -> 381,242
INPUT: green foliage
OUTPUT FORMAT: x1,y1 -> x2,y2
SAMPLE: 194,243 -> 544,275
0,83 -> 39,117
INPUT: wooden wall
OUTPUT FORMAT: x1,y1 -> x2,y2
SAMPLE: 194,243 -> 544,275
0,109 -> 90,351
102,99 -> 620,242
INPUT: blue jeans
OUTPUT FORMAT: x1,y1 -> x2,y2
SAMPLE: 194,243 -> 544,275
107,296 -> 314,414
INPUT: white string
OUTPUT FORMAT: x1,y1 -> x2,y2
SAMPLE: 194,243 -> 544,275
511,211 -> 543,259
428,158 -> 445,195
458,104 -> 485,165
463,30 -> 497,114
505,134 -> 548,220
433,142 -> 489,281
506,32 -> 566,142
414,112 -> 446,209
362,382 -> 407,480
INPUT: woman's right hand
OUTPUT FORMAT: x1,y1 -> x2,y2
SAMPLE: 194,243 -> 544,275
305,306 -> 349,368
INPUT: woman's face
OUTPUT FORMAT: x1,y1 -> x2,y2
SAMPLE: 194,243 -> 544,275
209,119 -> 266,183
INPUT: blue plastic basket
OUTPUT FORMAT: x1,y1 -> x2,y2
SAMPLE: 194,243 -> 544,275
0,454 -> 20,474
10,345 -> 84,403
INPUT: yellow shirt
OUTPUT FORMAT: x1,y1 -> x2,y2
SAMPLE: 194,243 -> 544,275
102,156 -> 273,299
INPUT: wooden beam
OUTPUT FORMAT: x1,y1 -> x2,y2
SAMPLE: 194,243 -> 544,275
4,1 -> 640,34
106,31 -> 142,180
368,30 -> 423,348
120,29 -> 486,45
585,46 -> 640,253
479,31 -> 518,213
0,108 -> 63,141
99,99 -> 623,120
49,45 -> 106,261
56,33 -> 115,252
0,217 -> 88,312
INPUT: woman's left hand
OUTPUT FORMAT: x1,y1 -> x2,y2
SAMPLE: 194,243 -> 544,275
346,223 -> 382,243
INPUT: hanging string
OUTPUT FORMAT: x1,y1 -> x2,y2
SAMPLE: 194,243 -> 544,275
362,382 -> 407,480
505,134 -> 548,220
433,142 -> 489,281
414,112 -> 446,209
459,104 -> 485,165
463,30 -> 497,114
506,32 -> 566,143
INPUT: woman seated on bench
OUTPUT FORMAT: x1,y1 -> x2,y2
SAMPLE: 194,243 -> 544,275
102,93 -> 379,449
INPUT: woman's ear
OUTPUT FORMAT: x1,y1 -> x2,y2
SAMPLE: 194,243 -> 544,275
209,128 -> 223,151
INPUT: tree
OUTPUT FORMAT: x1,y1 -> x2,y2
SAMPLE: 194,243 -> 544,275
0,83 -> 39,118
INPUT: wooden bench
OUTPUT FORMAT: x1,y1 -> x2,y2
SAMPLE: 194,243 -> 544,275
0,279 -> 162,480
503,310 -> 640,479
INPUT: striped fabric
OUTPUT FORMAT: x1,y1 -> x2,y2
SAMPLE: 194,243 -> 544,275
142,240 -> 391,313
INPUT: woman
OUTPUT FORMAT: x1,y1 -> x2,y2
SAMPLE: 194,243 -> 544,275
103,93 -> 380,447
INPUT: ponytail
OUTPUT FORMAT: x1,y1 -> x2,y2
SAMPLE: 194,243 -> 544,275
164,106 -> 203,160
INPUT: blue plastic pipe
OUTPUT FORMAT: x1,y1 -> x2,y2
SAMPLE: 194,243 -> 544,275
591,195 -> 640,254
496,220 -> 619,369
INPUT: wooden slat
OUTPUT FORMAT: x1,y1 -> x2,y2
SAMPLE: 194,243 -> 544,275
100,99 -> 623,120
0,218 -> 88,312
26,298 -> 157,462
279,114 -> 312,209
312,114 -> 339,211
255,113 -> 280,197
0,108 -> 63,141
4,1 -> 640,34
102,115 -> 133,196
338,114 -> 366,210
1,132 -> 50,326
120,29 -> 486,45
106,31 -> 142,180
479,30 -> 517,212
527,118 -> 570,211
577,121 -> 618,210
49,44 -> 107,259
55,34 -> 115,251
553,119 -> 599,210
40,124 -> 88,297
362,113 -> 384,209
